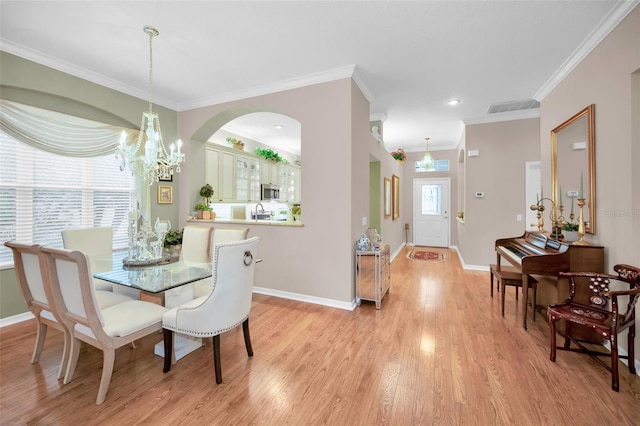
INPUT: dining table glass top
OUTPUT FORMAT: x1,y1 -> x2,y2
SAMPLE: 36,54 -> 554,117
94,260 -> 212,294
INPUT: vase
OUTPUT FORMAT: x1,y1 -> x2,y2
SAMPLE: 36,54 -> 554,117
396,159 -> 404,165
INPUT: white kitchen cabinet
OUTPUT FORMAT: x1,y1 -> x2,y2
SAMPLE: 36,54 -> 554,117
277,164 -> 301,203
236,155 -> 261,201
259,160 -> 279,185
205,147 -> 235,202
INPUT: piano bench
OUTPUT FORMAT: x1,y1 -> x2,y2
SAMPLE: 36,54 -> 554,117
490,264 -> 538,320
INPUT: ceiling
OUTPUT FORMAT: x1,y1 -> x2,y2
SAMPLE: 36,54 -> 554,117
1,1 -> 635,153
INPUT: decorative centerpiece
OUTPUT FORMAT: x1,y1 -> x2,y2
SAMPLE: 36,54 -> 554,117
391,148 -> 406,164
123,211 -> 169,266
225,137 -> 245,151
356,234 -> 371,251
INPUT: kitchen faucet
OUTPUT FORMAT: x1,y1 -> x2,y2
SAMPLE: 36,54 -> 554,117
254,203 -> 265,220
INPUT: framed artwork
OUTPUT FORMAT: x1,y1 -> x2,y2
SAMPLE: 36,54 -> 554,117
157,185 -> 173,204
392,174 -> 400,220
384,177 -> 392,218
158,164 -> 173,181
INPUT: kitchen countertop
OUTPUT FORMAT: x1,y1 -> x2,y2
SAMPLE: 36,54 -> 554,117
188,218 -> 304,227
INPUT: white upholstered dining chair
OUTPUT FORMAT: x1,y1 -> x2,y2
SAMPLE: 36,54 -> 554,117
191,227 -> 250,298
62,226 -> 140,299
162,237 -> 260,384
4,241 -> 69,379
40,246 -> 168,405
179,225 -> 214,264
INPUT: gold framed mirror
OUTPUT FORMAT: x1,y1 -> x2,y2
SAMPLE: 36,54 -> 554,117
551,104 -> 596,234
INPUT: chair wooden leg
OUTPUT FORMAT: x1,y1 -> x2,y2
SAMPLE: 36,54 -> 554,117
628,324 -> 636,375
611,334 -> 620,392
563,321 -> 571,349
213,334 -> 222,384
96,348 -> 115,405
163,329 -> 173,373
549,314 -> 557,362
57,329 -> 71,380
490,270 -> 494,297
243,318 -> 253,357
32,321 -> 47,364
64,337 -> 82,384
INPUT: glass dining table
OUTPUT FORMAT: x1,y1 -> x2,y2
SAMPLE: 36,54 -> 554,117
94,256 -> 213,360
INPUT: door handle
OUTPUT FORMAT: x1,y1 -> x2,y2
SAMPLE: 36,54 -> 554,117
444,210 -> 448,219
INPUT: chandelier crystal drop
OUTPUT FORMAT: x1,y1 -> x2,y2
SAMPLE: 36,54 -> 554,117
115,25 -> 184,186
422,137 -> 434,168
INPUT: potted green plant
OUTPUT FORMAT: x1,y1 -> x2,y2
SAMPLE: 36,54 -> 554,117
225,137 -> 245,150
163,229 -> 183,258
194,202 -> 214,220
199,184 -> 214,205
255,147 -> 286,163
562,222 -> 579,242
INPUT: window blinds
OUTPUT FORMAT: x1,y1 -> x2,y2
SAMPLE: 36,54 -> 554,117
0,128 -> 135,268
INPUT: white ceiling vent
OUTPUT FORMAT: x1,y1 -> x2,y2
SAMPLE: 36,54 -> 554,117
487,99 -> 540,114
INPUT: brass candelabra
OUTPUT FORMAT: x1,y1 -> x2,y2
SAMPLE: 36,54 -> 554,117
530,198 -> 563,239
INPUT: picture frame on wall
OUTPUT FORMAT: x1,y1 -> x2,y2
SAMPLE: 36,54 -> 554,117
158,163 -> 173,181
384,177 -> 392,218
157,185 -> 173,204
392,174 -> 400,220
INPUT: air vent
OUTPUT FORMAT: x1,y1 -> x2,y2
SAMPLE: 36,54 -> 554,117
487,99 -> 540,114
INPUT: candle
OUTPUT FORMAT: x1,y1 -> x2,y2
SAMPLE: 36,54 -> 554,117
570,196 -> 574,214
536,192 -> 539,203
541,186 -> 544,201
558,185 -> 563,206
119,130 -> 126,149
579,172 -> 583,199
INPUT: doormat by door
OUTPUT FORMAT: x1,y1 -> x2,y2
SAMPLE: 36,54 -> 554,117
406,250 -> 447,262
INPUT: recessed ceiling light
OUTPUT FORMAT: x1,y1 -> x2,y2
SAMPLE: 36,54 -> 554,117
447,99 -> 461,106
275,124 -> 284,129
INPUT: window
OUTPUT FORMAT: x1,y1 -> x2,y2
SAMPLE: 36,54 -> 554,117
415,159 -> 450,172
0,131 -> 135,268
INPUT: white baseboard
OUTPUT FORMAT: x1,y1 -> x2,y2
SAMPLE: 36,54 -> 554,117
0,311 -> 33,328
253,286 -> 356,311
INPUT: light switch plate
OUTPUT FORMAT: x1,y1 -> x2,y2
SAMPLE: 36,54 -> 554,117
362,216 -> 367,226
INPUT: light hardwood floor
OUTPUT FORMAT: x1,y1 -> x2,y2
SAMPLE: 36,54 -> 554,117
1,247 -> 639,425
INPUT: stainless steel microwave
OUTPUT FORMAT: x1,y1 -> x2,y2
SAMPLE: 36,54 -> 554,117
261,184 -> 280,201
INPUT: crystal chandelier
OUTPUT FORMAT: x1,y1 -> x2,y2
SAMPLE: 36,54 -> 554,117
116,25 -> 184,185
422,137 -> 434,168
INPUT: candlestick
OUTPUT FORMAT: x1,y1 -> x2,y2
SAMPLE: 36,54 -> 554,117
574,198 -> 588,245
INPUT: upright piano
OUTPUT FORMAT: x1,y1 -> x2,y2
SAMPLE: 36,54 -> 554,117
495,231 -> 604,331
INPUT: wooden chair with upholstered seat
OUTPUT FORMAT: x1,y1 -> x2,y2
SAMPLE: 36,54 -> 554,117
4,241 -> 70,379
547,264 -> 640,391
162,237 -> 260,384
39,246 -> 168,405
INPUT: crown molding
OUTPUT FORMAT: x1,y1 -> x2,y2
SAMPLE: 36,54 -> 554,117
370,112 -> 388,123
0,40 -> 176,109
534,1 -> 639,101
463,108 -> 540,126
2,40 -> 370,112
178,64 -> 367,111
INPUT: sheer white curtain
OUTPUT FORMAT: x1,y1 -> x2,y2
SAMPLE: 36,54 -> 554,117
0,99 -> 138,156
0,99 -> 138,268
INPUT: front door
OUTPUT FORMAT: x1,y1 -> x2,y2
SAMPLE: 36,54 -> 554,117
413,178 -> 450,247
